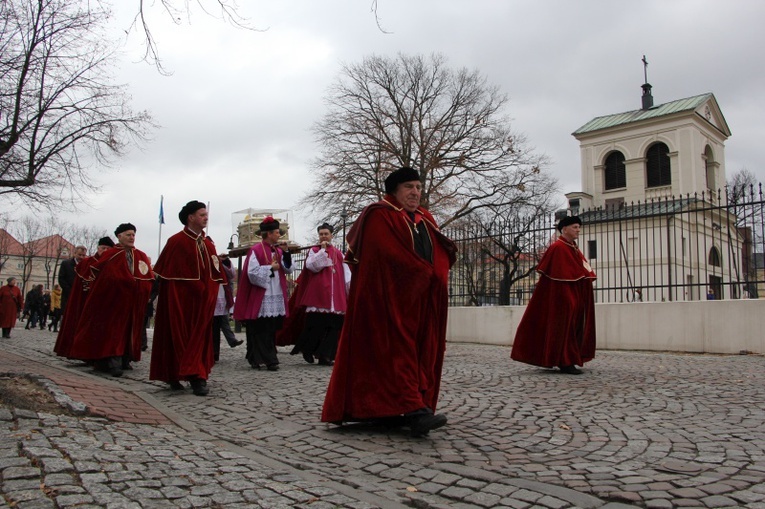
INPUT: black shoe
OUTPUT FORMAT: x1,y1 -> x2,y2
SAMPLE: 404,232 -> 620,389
302,352 -> 315,364
266,364 -> 280,371
24,325 -> 30,330
318,358 -> 334,366
559,365 -> 583,375
230,339 -> 244,348
376,415 -> 408,429
169,381 -> 185,391
290,346 -> 300,355
110,367 -> 123,378
190,379 -> 209,396
409,413 -> 447,438
121,363 -> 133,371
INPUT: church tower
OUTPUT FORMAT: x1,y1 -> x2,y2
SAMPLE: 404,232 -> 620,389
567,57 -> 731,212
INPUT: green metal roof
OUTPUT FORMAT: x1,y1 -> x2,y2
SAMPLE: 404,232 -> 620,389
572,93 -> 714,136
579,199 -> 691,223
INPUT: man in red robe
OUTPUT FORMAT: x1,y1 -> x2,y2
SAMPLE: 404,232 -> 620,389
68,225 -> 154,377
0,277 -> 23,338
54,236 -> 114,359
511,215 -> 597,374
321,167 -> 457,438
289,222 -> 350,366
150,201 -> 224,396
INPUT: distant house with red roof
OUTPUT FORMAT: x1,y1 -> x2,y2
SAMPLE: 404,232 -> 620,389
0,229 -> 75,292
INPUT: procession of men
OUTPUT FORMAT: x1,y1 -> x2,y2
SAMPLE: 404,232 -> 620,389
43,201 -> 356,400
15,168 -> 592,440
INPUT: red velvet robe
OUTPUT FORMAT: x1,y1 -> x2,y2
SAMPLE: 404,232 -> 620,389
68,247 -> 154,361
0,284 -> 22,329
321,196 -> 457,423
275,273 -> 305,347
511,236 -> 597,368
150,228 -> 223,382
54,254 -> 101,358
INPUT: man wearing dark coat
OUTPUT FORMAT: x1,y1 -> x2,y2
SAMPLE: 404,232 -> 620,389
212,255 -> 242,362
321,167 -> 457,438
511,215 -> 597,374
40,290 -> 51,329
58,245 -> 87,313
150,201 -> 224,396
23,285 -> 44,330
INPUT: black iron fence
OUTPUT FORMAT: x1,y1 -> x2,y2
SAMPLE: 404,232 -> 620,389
444,186 -> 765,306
233,186 -> 765,307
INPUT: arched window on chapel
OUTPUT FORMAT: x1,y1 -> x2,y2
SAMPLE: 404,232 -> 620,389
704,145 -> 716,192
708,246 -> 721,267
646,142 -> 671,188
604,151 -> 626,190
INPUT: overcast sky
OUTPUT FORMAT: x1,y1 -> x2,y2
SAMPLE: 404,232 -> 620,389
7,0 -> 765,258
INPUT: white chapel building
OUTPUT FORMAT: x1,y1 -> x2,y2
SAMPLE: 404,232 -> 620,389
565,82 -> 747,302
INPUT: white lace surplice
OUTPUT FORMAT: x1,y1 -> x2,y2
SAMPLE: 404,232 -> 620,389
248,255 -> 293,318
304,247 -> 351,314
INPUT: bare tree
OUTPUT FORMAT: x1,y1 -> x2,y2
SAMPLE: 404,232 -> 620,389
725,168 -> 762,245
11,216 -> 43,293
302,53 -> 552,229
727,168 -> 759,205
129,0 -> 260,75
37,218 -> 75,288
0,216 -> 17,276
450,174 -> 559,306
726,168 -> 763,297
0,0 -> 153,207
479,214 -> 550,306
128,1 -> 391,74
70,224 -> 109,257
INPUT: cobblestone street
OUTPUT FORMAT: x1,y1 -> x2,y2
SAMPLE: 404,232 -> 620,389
1,325 -> 764,508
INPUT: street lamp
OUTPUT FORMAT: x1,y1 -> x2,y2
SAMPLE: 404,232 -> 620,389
340,207 -> 348,252
227,233 -> 239,251
227,232 -> 242,333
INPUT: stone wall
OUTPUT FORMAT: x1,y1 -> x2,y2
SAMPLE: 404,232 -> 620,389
446,299 -> 765,354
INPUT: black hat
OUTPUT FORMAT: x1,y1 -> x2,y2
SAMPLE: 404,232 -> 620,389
114,223 -> 136,236
317,222 -> 334,234
259,216 -> 280,232
384,167 -> 420,195
98,236 -> 115,247
556,215 -> 582,232
178,200 -> 206,225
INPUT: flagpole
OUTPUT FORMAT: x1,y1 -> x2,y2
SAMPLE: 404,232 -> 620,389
158,195 -> 165,260
206,201 -> 211,238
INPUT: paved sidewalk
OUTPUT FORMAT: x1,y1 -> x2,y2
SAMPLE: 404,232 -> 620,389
1,324 -> 764,508
0,349 -> 171,425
